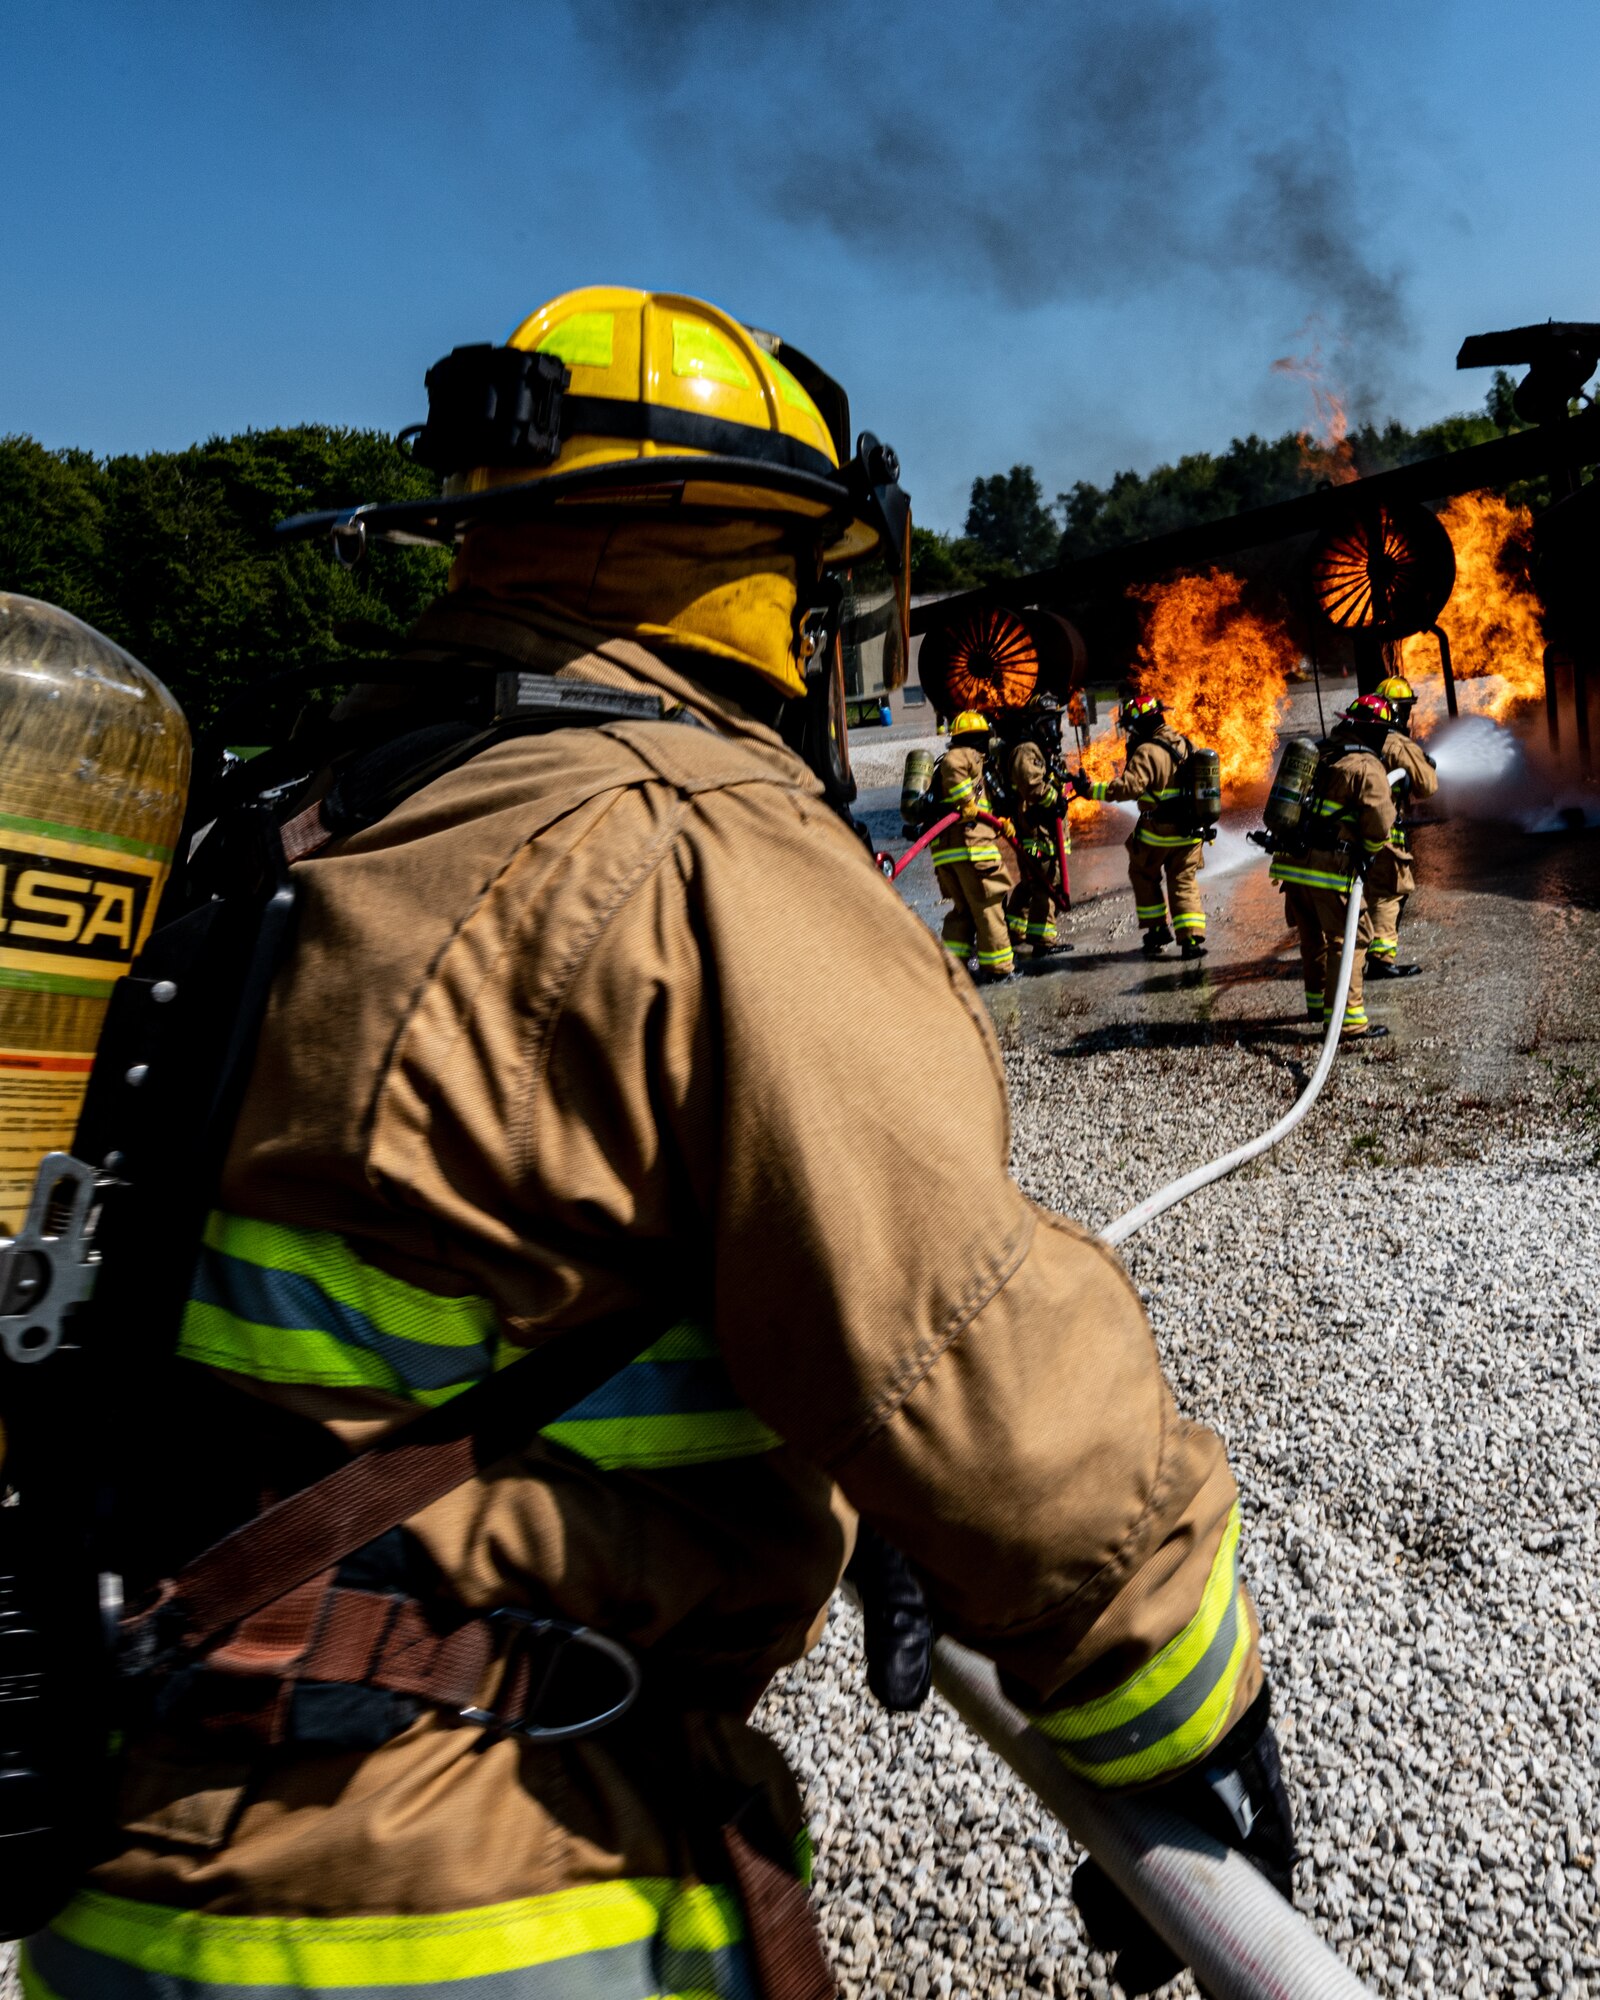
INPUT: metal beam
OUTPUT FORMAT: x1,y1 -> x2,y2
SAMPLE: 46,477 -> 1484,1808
911,410 -> 1600,637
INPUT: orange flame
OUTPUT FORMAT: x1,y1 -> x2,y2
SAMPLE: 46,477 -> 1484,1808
1132,570 -> 1297,789
1067,727 -> 1124,811
1399,492 -> 1545,728
1068,571 -> 1296,816
1271,337 -> 1356,485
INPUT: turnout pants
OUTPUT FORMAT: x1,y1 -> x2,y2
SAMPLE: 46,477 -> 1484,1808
1007,881 -> 1060,953
1128,835 -> 1204,939
1362,844 -> 1415,965
1295,884 -> 1374,1036
937,859 -> 1014,973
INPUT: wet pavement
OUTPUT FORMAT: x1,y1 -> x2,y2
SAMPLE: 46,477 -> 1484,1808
861,740 -> 1600,1152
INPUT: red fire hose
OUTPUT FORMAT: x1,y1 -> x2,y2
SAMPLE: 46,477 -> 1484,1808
1053,814 -> 1071,910
885,809 -> 1014,882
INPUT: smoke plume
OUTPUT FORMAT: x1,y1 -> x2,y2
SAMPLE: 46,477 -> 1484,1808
572,0 -> 1414,393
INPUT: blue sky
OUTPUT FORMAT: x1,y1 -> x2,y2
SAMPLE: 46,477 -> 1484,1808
2,0 -> 1591,530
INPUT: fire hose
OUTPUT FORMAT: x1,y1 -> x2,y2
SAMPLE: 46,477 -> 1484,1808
919,873 -> 1379,1999
907,797 -> 1393,1991
931,1640 -> 1374,2000
888,809 -> 1070,908
1101,774 -> 1403,1248
1099,878 -> 1365,1247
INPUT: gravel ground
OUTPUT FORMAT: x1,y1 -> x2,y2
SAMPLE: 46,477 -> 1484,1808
757,929 -> 1600,1999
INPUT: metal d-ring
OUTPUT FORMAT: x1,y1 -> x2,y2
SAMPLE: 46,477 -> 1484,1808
460,1611 -> 641,1744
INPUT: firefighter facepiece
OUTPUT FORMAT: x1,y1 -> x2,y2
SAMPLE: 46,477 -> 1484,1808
1375,675 -> 1417,734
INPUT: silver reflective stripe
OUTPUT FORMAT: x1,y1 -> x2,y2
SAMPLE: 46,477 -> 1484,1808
24,1928 -> 760,2000
1055,1579 -> 1242,1771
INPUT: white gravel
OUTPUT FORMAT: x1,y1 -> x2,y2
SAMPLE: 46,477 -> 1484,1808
758,1018 -> 1600,1999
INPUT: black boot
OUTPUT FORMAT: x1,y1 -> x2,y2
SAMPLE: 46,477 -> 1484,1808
1180,937 -> 1208,959
1141,925 -> 1174,956
845,1522 -> 934,1712
1365,956 -> 1421,980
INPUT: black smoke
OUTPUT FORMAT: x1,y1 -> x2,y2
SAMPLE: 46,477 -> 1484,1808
571,0 -> 1414,399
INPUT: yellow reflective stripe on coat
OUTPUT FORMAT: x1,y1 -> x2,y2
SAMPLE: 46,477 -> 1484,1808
180,1212 -> 501,1404
1030,1506 -> 1249,1788
26,1879 -> 754,1999
1135,828 -> 1200,849
943,776 -> 977,802
1269,857 -> 1355,892
179,1212 -> 779,1471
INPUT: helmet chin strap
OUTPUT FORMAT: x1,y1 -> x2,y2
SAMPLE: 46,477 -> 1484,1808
780,574 -> 859,813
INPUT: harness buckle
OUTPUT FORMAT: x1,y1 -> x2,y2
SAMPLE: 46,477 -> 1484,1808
461,1610 -> 641,1744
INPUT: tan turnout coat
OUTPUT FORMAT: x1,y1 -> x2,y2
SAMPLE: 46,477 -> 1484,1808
88,601 -> 1260,1946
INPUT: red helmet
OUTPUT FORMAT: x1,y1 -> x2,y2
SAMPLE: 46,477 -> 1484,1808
1121,695 -> 1165,731
1342,693 -> 1395,729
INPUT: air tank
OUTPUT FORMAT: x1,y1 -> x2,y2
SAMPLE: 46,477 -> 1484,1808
1264,736 -> 1321,838
0,596 -> 190,1234
1187,746 -> 1222,829
900,746 -> 935,822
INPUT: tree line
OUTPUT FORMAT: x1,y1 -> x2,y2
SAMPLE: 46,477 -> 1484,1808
911,372 -> 1529,592
0,429 -> 449,725
0,373 -> 1530,721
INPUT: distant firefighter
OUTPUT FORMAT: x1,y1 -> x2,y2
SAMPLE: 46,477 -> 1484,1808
1365,674 -> 1439,980
1005,734 -> 1070,959
1073,695 -> 1212,958
931,710 -> 1015,981
1270,693 -> 1399,1041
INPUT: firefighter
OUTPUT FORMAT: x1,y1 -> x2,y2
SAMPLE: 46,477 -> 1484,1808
930,709 -> 1016,981
33,288 -> 1294,2000
1073,695 -> 1208,958
1004,720 -> 1071,959
1364,674 -> 1439,980
1269,692 -> 1398,1041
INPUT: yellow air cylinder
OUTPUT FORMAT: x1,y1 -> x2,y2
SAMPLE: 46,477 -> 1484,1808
900,746 -> 935,819
0,596 -> 190,1233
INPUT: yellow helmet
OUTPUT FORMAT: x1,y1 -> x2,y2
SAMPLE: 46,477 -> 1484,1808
460,288 -> 841,502
950,709 -> 991,740
280,286 -> 907,587
1375,676 -> 1415,703
276,286 -> 911,722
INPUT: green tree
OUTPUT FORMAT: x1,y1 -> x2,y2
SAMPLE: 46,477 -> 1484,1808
0,428 -> 451,727
0,437 -> 113,631
1057,378 -> 1530,563
909,523 -> 1024,594
964,464 -> 1060,572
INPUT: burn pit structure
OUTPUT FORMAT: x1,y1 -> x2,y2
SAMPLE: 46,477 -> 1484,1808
913,323 -> 1600,775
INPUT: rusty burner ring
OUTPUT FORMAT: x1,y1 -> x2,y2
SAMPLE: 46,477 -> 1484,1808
918,606 -> 1086,717
1308,501 -> 1456,641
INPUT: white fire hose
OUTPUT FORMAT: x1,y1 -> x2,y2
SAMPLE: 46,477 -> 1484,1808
1102,772 -> 1403,1246
1100,874 -> 1366,1247
921,819 -> 1394,1998
932,1640 -> 1373,2000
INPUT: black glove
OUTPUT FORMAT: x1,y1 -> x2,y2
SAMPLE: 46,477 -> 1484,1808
1071,1686 -> 1295,1996
1071,768 -> 1095,798
844,1521 -> 933,1712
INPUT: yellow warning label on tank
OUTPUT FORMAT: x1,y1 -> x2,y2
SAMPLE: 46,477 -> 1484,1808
0,1047 -> 95,1233
0,820 -> 167,997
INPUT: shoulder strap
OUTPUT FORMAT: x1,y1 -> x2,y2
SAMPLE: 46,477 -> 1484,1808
149,1309 -> 649,1654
